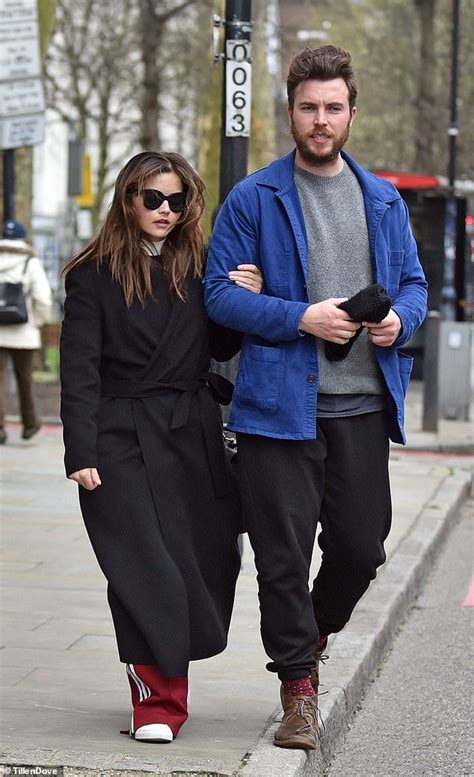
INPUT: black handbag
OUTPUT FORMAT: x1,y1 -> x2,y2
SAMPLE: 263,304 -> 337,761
0,256 -> 32,325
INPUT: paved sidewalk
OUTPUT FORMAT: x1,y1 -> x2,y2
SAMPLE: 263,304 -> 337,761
398,380 -> 473,453
0,381 -> 472,776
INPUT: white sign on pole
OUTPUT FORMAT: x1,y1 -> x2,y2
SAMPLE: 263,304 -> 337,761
0,0 -> 37,23
0,20 -> 41,80
76,209 -> 93,241
225,40 -> 251,138
0,0 -> 45,149
0,112 -> 44,148
0,77 -> 44,115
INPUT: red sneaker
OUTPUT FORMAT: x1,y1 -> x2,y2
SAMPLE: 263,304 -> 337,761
126,663 -> 188,740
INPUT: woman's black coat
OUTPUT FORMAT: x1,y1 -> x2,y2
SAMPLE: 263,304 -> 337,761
60,259 -> 242,677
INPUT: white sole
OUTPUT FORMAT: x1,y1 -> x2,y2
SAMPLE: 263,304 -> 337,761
134,723 -> 173,743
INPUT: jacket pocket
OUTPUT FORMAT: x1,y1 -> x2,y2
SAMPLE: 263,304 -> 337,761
264,252 -> 290,296
234,344 -> 283,411
397,351 -> 413,398
388,250 -> 405,296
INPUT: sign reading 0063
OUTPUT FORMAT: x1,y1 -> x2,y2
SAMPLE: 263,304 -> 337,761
225,40 -> 251,137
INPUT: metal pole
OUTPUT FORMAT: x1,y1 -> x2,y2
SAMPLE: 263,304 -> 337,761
447,0 -> 460,191
441,0 -> 460,321
218,0 -> 252,206
2,149 -> 15,223
422,311 -> 441,432
212,0 -> 253,419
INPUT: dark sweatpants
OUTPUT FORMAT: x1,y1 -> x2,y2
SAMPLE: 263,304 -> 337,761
0,348 -> 39,430
237,411 -> 392,681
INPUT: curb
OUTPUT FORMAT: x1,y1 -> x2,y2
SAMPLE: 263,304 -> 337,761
392,441 -> 474,455
240,468 -> 472,777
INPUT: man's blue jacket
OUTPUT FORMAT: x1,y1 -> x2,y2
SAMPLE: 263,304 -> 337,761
204,150 -> 428,444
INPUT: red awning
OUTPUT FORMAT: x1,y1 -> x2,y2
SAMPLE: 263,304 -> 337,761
374,171 -> 441,189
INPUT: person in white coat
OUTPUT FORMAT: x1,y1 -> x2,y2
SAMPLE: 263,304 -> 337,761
0,220 -> 52,444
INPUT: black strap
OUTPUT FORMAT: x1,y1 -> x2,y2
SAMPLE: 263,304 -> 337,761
21,255 -> 33,278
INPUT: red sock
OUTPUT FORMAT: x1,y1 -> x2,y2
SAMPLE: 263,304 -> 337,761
282,676 -> 315,697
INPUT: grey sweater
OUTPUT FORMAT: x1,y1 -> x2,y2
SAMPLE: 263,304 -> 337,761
294,162 -> 385,401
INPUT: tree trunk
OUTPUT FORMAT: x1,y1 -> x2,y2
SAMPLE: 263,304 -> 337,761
138,0 -> 161,150
93,89 -> 112,230
38,0 -> 57,59
413,0 -> 437,173
250,0 -> 277,172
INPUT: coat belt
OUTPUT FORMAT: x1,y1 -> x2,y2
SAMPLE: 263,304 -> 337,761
100,372 -> 234,498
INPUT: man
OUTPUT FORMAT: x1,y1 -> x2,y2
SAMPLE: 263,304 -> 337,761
204,46 -> 427,751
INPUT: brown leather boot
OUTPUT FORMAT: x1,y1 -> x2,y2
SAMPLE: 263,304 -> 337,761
274,693 -> 319,750
310,636 -> 328,694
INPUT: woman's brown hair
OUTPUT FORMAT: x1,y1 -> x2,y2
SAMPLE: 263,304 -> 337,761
64,151 -> 206,306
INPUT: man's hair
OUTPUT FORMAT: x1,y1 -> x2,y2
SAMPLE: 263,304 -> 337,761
287,45 -> 358,110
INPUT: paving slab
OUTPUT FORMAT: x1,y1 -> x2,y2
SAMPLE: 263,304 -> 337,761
1,378 -> 472,776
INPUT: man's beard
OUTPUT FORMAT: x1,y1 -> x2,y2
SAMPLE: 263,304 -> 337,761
290,117 -> 351,167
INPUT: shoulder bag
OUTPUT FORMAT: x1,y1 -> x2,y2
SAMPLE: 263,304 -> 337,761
0,255 -> 32,325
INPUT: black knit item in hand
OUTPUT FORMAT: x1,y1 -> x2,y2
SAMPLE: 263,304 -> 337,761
325,283 -> 392,362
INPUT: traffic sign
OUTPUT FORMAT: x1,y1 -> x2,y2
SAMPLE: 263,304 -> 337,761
0,112 -> 44,149
0,0 -> 45,149
0,77 -> 44,116
225,40 -> 251,137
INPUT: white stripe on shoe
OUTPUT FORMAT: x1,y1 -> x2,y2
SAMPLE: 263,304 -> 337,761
126,664 -> 153,735
126,664 -> 151,701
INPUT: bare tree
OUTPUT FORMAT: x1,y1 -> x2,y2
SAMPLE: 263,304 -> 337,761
45,0 -> 215,225
413,0 -> 438,172
275,0 -> 472,180
161,0 -> 214,161
44,0 -> 140,225
250,0 -> 278,171
138,0 -> 198,150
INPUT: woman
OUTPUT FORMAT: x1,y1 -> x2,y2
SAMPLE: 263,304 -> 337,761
0,219 -> 52,444
60,151 -> 262,743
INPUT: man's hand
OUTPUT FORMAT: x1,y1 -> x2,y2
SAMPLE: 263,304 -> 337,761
299,298 -> 362,343
228,264 -> 263,293
363,309 -> 402,347
69,467 -> 102,490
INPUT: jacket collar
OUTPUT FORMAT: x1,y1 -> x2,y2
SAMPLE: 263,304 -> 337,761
256,149 -> 400,207
0,239 -> 32,255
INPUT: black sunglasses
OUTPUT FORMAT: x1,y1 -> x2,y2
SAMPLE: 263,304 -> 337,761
140,188 -> 187,213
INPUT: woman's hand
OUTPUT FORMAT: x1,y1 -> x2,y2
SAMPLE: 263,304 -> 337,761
228,264 -> 263,294
69,467 -> 102,490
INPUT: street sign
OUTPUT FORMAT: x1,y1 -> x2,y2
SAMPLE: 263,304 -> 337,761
215,2 -> 252,207
225,40 -> 251,137
0,77 -> 44,115
0,19 -> 41,80
0,0 -> 37,21
0,112 -> 44,148
0,0 -> 45,149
